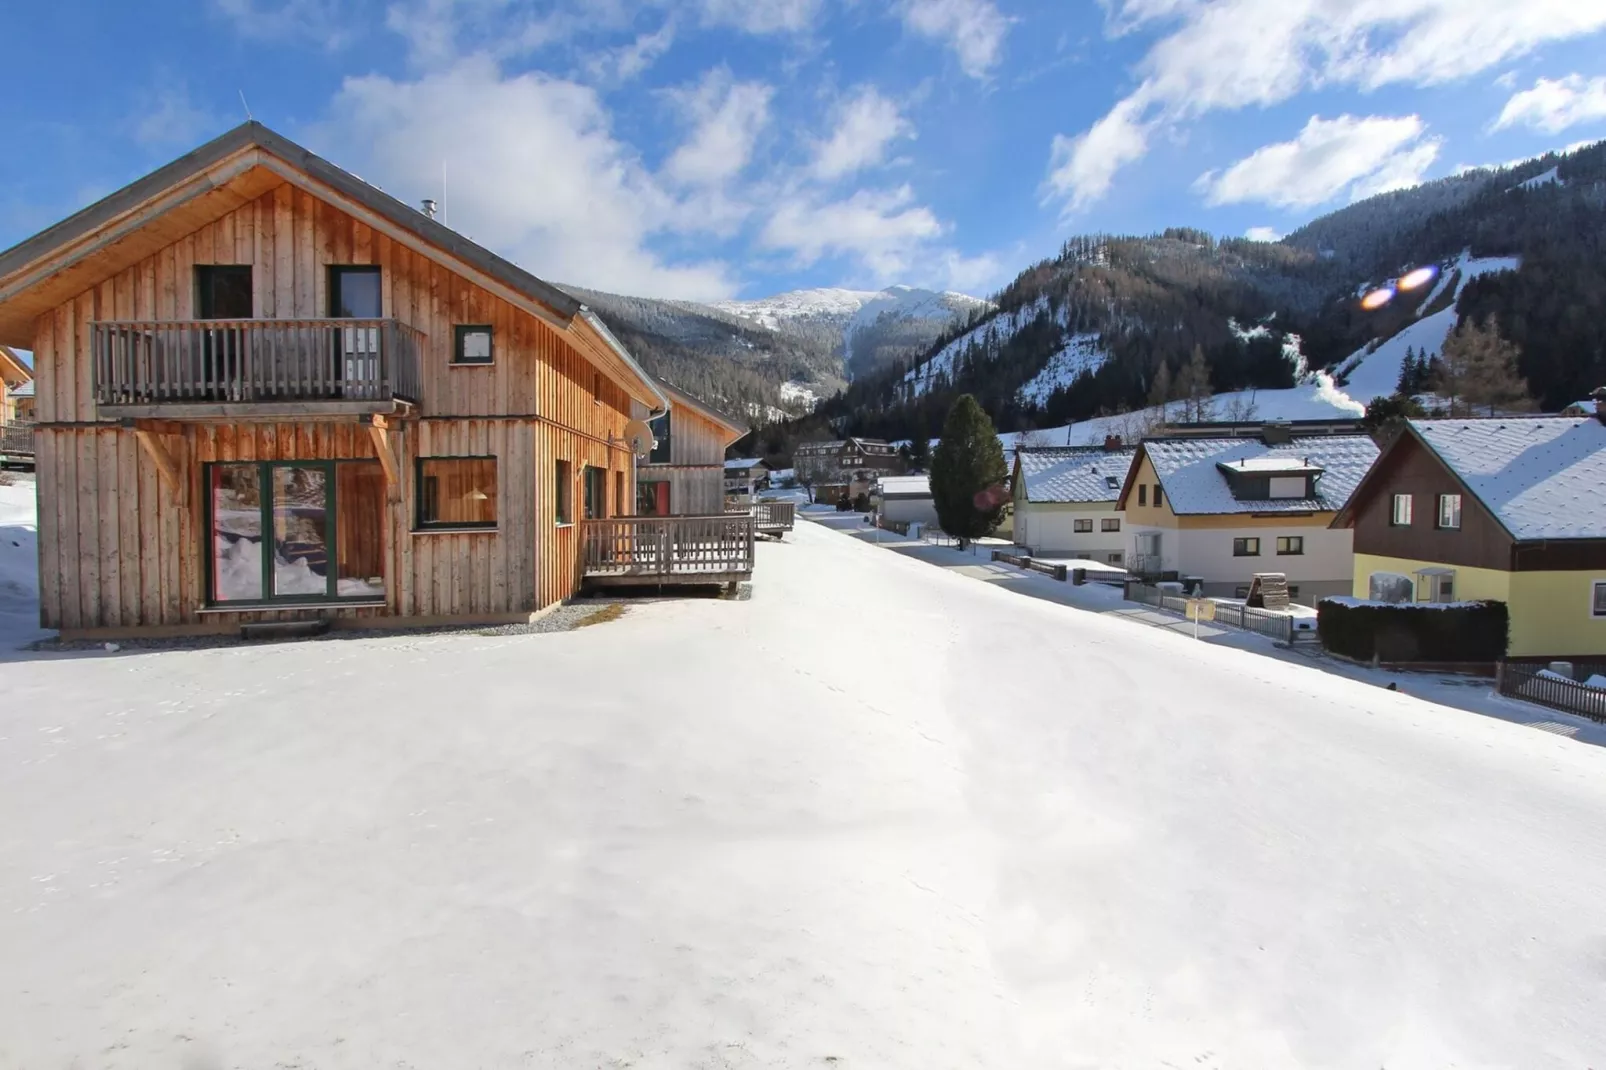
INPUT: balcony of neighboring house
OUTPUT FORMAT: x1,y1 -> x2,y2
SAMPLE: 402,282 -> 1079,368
92,318 -> 423,420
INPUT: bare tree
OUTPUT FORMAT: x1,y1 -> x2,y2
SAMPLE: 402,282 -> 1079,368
1437,317 -> 1533,416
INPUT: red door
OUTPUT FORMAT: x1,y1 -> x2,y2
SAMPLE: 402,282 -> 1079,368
653,482 -> 671,516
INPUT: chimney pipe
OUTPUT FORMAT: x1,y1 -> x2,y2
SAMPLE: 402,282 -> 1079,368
1103,434 -> 1122,451
421,198 -> 438,220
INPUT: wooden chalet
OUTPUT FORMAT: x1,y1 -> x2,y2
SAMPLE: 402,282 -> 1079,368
636,379 -> 746,516
0,345 -> 33,463
0,121 -> 756,638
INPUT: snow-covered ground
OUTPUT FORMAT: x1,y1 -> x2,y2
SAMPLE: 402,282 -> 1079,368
1015,332 -> 1104,407
6,520 -> 1606,1065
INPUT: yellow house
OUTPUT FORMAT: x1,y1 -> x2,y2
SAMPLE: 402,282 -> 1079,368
1116,429 -> 1379,605
1332,414 -> 1606,661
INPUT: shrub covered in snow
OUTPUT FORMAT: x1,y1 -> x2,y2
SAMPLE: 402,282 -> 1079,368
1317,597 -> 1509,663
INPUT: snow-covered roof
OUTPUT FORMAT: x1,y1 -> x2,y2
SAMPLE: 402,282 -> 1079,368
1410,417 -> 1606,540
1142,435 -> 1379,515
1216,456 -> 1320,474
1017,447 -> 1136,503
724,457 -> 766,471
876,475 -> 930,497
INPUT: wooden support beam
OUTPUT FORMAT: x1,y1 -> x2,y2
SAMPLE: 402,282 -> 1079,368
133,429 -> 186,506
368,420 -> 401,491
131,418 -> 186,435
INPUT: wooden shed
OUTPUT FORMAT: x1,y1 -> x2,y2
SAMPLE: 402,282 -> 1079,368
0,121 -> 699,638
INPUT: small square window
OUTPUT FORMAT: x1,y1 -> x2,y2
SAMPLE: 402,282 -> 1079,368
1107,552 -> 1124,565
1391,493 -> 1413,526
1138,484 -> 1148,507
453,324 -> 493,364
1101,517 -> 1121,532
555,459 -> 572,524
1288,585 -> 1300,598
1074,518 -> 1093,533
416,457 -> 497,529
1276,535 -> 1304,555
1437,493 -> 1462,530
1233,537 -> 1260,556
1593,582 -> 1606,618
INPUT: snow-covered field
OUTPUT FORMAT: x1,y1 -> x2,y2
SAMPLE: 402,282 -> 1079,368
5,521 -> 1606,1066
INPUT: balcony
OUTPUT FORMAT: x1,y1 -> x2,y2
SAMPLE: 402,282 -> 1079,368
92,319 -> 423,419
582,514 -> 755,588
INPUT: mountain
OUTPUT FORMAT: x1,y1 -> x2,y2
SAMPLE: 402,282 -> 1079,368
562,283 -> 989,425
802,138 -> 1606,446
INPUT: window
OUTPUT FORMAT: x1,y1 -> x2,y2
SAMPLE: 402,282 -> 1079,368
1288,585 -> 1301,598
1101,518 -> 1121,532
1419,571 -> 1456,603
648,413 -> 671,464
1107,552 -> 1124,565
1437,493 -> 1462,530
1105,476 -> 1120,491
328,266 -> 381,317
1276,535 -> 1304,555
1593,582 -> 1606,618
1233,537 -> 1261,556
195,265 -> 252,319
1391,493 -> 1413,526
208,460 -> 386,605
1138,484 -> 1148,506
416,457 -> 497,530
593,371 -> 603,404
1074,518 -> 1094,533
453,325 -> 493,365
583,466 -> 606,520
1154,485 -> 1163,508
614,470 -> 624,516
555,460 -> 573,524
1235,585 -> 1251,599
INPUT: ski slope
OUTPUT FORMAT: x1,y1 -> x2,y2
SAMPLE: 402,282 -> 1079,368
3,521 -> 1605,1066
1015,332 -> 1105,407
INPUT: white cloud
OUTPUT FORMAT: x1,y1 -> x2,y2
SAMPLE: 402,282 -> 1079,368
1244,226 -> 1282,242
697,0 -> 821,33
587,21 -> 676,82
1048,0 -> 1606,209
307,56 -> 737,300
1494,74 -> 1606,134
760,185 -> 945,278
128,79 -> 219,148
1197,114 -> 1441,209
1044,94 -> 1153,211
810,87 -> 913,181
213,0 -> 351,45
896,0 -> 1011,79
663,69 -> 774,187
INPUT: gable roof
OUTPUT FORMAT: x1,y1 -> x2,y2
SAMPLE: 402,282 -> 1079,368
724,457 -> 767,471
1342,417 -> 1606,541
0,346 -> 29,387
1120,434 -> 1378,515
0,121 -> 665,412
654,379 -> 747,444
1015,446 -> 1135,503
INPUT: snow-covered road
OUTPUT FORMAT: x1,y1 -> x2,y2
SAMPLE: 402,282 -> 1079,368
3,520 -> 1605,1067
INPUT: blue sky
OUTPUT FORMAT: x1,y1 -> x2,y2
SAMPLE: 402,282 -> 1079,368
3,0 -> 1604,302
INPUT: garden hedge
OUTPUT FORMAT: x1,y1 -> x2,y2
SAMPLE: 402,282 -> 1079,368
1316,598 -> 1509,663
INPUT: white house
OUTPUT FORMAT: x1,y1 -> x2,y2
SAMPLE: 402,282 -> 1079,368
1011,444 -> 1136,566
873,474 -> 938,528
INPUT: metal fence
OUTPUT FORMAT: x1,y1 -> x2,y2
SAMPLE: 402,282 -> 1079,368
1497,663 -> 1606,723
1124,583 -> 1296,643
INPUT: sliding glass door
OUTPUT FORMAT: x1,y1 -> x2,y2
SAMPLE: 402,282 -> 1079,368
208,460 -> 386,605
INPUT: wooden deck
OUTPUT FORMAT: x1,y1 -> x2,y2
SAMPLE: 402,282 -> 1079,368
582,514 -> 755,587
92,318 -> 423,418
752,501 -> 796,536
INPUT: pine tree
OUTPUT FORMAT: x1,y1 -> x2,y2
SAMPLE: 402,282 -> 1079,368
1438,316 -> 1533,416
1396,347 -> 1417,395
1147,360 -> 1174,414
930,394 -> 1009,547
1174,345 -> 1214,422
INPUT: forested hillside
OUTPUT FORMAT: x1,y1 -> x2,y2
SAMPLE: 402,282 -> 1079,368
806,139 -> 1606,443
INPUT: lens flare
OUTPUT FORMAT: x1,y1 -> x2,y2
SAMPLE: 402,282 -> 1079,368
1398,265 -> 1438,291
1360,287 -> 1395,311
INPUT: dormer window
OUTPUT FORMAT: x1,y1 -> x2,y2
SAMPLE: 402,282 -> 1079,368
1216,456 -> 1324,501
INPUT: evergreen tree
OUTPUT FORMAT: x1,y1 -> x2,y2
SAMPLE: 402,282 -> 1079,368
1438,316 -> 1533,416
1174,345 -> 1214,422
1147,360 -> 1174,414
908,433 -> 931,471
1396,347 -> 1417,395
930,394 -> 1009,547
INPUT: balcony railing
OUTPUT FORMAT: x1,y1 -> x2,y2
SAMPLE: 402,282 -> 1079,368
582,514 -> 755,586
92,319 -> 423,416
0,421 -> 34,458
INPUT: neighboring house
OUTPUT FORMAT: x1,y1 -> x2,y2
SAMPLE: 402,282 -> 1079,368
723,458 -> 769,506
794,437 -> 902,491
1117,428 -> 1379,604
1011,439 -> 1135,567
0,344 -> 30,424
1332,412 -> 1606,661
636,381 -> 747,516
9,380 -> 33,422
872,474 -> 937,528
0,121 -> 676,637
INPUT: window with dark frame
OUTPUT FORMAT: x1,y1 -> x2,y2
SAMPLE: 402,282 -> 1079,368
328,266 -> 381,317
1074,518 -> 1094,533
1276,535 -> 1304,555
195,265 -> 253,319
582,466 -> 606,520
1138,484 -> 1148,506
1101,517 -> 1121,532
1154,484 -> 1163,508
1437,493 -> 1462,530
648,413 -> 671,464
555,460 -> 573,524
1233,537 -> 1261,556
415,457 -> 497,529
1391,493 -> 1413,526
1593,581 -> 1606,617
453,325 -> 493,365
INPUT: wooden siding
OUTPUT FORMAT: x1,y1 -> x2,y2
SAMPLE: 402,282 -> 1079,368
27,179 -> 640,633
1348,433 -> 1512,572
639,393 -> 728,514
638,466 -> 724,516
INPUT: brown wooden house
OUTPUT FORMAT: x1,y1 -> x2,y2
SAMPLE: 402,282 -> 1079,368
0,121 -> 711,638
636,379 -> 746,516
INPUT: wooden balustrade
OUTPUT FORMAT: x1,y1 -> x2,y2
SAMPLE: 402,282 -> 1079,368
0,421 -> 35,458
582,514 -> 755,586
92,319 -> 423,416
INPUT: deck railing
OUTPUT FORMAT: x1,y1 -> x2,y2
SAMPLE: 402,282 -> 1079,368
752,501 -> 796,533
1497,663 -> 1606,723
582,514 -> 756,581
92,319 -> 423,409
0,421 -> 34,457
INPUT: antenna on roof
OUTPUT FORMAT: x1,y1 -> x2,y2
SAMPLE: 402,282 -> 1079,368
238,90 -> 253,121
